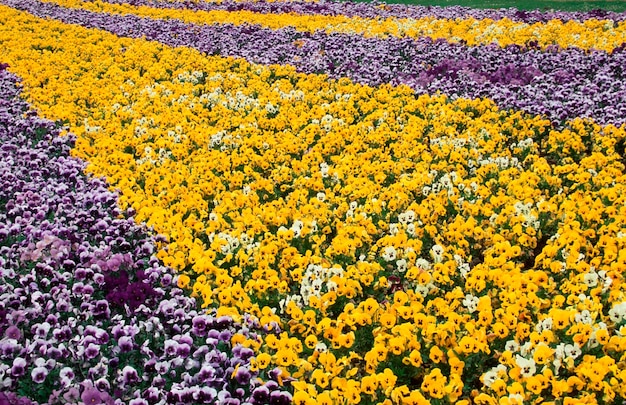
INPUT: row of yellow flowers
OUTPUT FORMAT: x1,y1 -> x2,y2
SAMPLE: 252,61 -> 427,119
2,5 -> 626,404
42,0 -> 626,52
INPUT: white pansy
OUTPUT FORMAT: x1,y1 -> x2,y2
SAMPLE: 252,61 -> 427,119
505,340 -> 520,353
415,258 -> 431,271
515,355 -> 536,378
396,259 -> 408,273
609,302 -> 626,323
430,244 -> 444,263
381,246 -> 397,262
462,294 -> 479,313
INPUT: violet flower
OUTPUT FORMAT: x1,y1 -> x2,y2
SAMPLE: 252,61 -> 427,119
4,325 -> 21,340
30,367 -> 48,384
81,387 -> 103,405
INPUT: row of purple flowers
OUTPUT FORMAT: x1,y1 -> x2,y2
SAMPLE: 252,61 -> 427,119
103,0 -> 626,23
0,64 -> 291,404
4,0 -> 626,127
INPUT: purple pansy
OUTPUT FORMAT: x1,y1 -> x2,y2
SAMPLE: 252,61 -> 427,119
81,387 -> 103,405
30,367 -> 48,384
11,357 -> 27,377
4,325 -> 21,340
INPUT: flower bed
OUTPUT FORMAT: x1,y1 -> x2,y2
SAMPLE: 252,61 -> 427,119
6,0 -> 626,126
34,0 -> 626,51
1,1 -> 626,404
94,0 -> 626,23
0,63 -> 290,404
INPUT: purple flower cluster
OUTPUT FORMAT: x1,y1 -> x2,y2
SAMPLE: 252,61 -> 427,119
5,0 -> 626,127
0,64 -> 290,404
103,0 -> 626,23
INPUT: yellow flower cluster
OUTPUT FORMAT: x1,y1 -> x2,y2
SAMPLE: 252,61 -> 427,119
3,5 -> 626,404
43,0 -> 626,52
